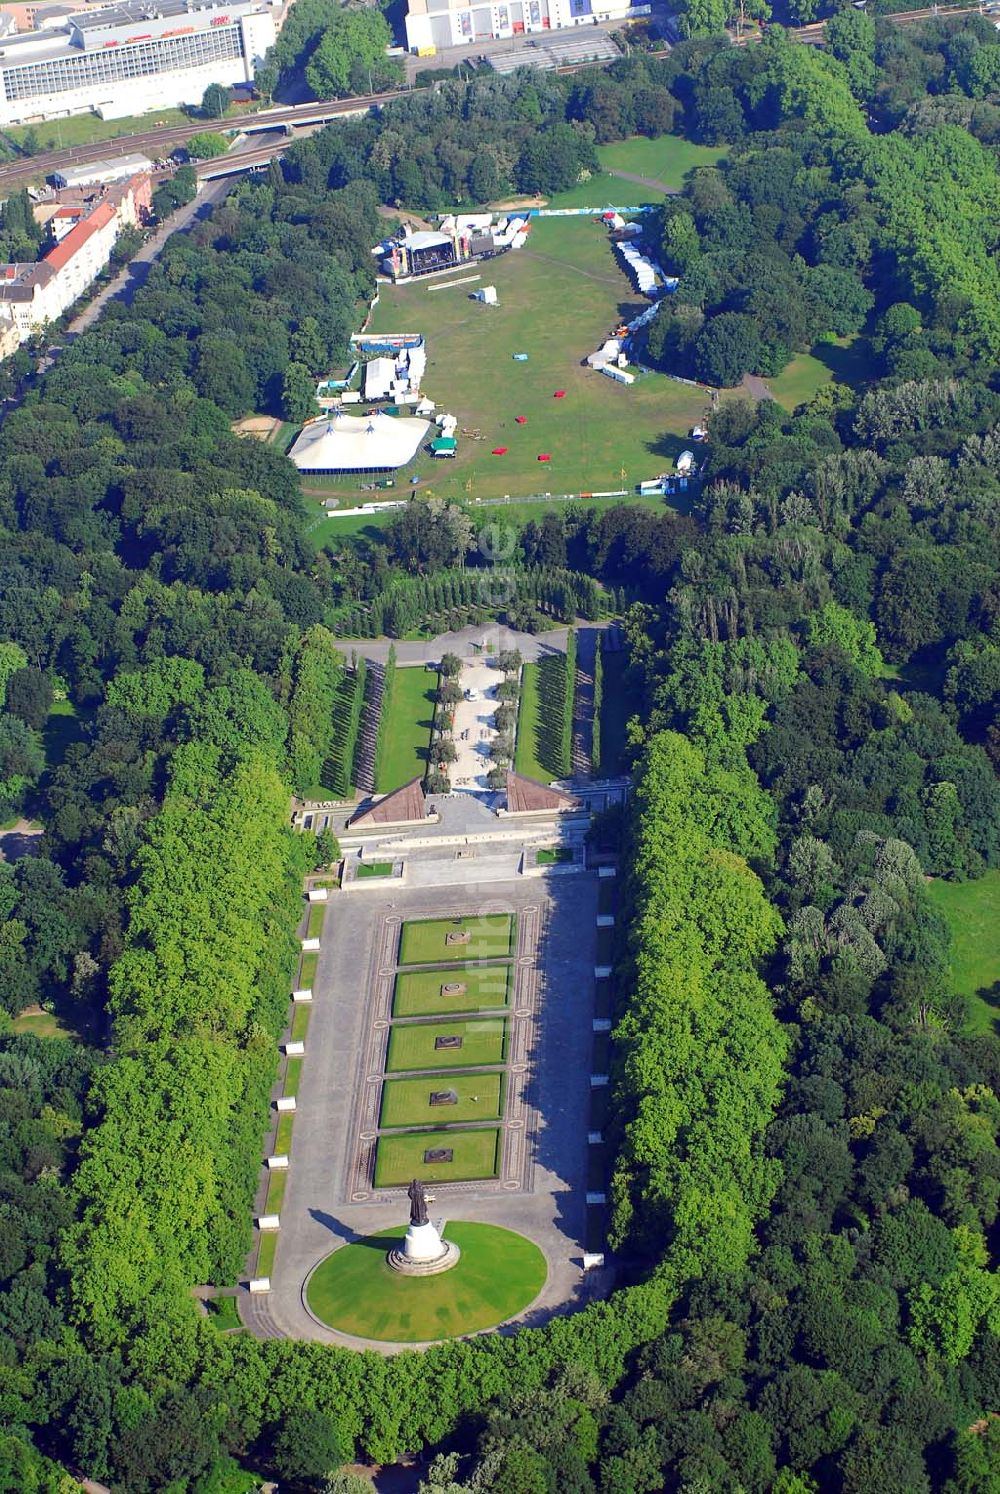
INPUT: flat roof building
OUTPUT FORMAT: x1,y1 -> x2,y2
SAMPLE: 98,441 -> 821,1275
52,151 -> 151,187
0,0 -> 277,125
404,0 -> 631,54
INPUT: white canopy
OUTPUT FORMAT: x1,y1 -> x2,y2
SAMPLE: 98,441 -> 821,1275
289,411 -> 430,472
364,357 -> 395,401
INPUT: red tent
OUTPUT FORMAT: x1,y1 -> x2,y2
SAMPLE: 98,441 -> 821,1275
515,416 -> 527,424
537,453 -> 551,462
492,447 -> 508,455
554,390 -> 566,399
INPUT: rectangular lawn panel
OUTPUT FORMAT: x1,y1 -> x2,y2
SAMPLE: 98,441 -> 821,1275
599,649 -> 630,776
393,963 -> 512,1017
398,913 -> 514,965
386,1018 -> 508,1073
374,1128 -> 501,1186
380,1071 -> 505,1128
376,666 -> 436,793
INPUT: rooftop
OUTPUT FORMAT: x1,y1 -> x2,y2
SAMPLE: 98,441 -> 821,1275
44,198 -> 115,270
349,777 -> 426,830
505,772 -> 582,815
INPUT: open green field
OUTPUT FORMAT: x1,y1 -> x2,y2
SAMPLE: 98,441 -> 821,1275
386,1017 -> 508,1073
377,666 -> 436,793
767,335 -> 869,412
362,216 -> 712,504
380,1070 -> 505,1128
305,1221 -> 545,1341
514,662 -> 546,780
599,649 -> 631,775
927,871 -> 1000,1034
393,963 -> 512,1017
591,135 -> 729,193
374,1129 -> 502,1187
398,913 -> 514,965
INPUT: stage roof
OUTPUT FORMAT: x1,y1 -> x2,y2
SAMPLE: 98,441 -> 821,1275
288,411 -> 430,472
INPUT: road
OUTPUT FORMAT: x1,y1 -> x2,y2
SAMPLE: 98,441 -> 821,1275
64,177 -> 232,337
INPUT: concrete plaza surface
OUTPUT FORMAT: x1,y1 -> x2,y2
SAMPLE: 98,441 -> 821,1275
242,867 -> 601,1348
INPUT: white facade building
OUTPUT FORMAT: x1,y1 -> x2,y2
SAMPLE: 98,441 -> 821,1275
0,0 -> 277,125
404,0 -> 631,52
0,194 -> 119,340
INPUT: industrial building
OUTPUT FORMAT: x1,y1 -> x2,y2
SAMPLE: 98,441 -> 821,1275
404,0 -> 631,54
52,151 -> 152,188
0,0 -> 277,125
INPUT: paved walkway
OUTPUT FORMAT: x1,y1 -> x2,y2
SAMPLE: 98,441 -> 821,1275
241,867 -> 602,1349
333,621 -> 611,666
450,659 -> 502,790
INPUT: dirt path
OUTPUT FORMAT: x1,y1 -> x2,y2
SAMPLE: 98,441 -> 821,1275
606,167 -> 679,196
741,372 -> 774,401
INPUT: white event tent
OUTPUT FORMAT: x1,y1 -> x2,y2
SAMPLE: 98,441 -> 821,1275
288,411 -> 430,473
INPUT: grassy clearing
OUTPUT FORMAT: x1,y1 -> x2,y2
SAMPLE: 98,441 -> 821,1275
305,1221 -> 545,1341
926,871 -> 1000,1034
377,666 -> 435,793
380,1070 -> 505,1128
598,649 -> 631,776
363,216 -> 711,504
514,654 -> 568,780
373,1129 -> 502,1187
386,1017 -> 508,1073
10,1008 -> 74,1040
398,913 -> 514,965
768,335 -> 868,412
594,135 -> 729,192
393,963 -> 512,1017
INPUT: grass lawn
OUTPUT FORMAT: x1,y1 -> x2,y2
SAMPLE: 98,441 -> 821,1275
305,1221 -> 545,1341
386,1017 -> 508,1073
514,654 -> 567,780
398,913 -> 514,965
290,1004 -> 311,1042
7,105 -> 192,154
363,216 -> 712,504
283,1057 -> 303,1099
393,963 -> 512,1017
595,926 -> 615,965
11,1008 -> 73,1040
205,1297 -> 242,1332
299,951 -> 318,986
593,135 -> 729,192
275,1114 -> 294,1154
377,665 -> 436,793
597,879 -> 617,917
514,662 -> 546,780
380,1070 -> 505,1128
926,871 -> 1000,1034
537,846 -> 572,865
599,649 -> 631,775
306,904 -> 326,939
768,335 -> 869,412
265,1169 -> 288,1215
373,1130 -> 502,1187
257,1232 -> 278,1278
358,861 -> 394,878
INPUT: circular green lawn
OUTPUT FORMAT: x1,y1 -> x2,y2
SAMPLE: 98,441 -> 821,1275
305,1222 -> 547,1343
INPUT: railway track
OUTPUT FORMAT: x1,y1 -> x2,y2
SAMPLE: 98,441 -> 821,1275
0,3 -> 988,189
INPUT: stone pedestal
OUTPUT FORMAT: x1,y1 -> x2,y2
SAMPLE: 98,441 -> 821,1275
386,1220 -> 460,1276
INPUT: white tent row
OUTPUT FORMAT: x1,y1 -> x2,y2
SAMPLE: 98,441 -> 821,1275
615,239 -> 659,294
586,337 -> 622,369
